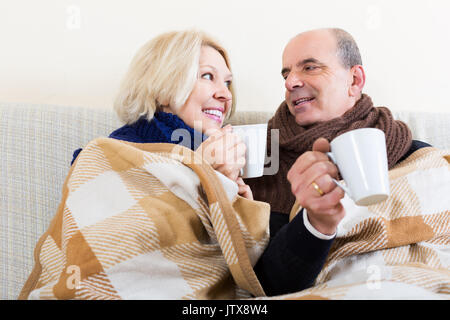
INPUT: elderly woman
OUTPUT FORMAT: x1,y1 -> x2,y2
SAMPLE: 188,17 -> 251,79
71,30 -> 251,198
68,30 -> 332,297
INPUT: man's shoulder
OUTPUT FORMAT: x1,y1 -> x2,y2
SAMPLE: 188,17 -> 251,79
398,140 -> 432,163
408,140 -> 432,153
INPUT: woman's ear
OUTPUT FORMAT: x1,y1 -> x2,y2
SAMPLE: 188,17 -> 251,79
157,100 -> 171,113
349,65 -> 366,97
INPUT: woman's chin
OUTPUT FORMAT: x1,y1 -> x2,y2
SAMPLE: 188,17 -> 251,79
203,123 -> 222,134
201,117 -> 223,132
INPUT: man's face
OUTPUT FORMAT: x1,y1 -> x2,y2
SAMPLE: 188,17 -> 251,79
281,30 -> 355,126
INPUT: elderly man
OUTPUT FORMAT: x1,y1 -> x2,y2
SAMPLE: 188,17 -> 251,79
250,28 -> 430,295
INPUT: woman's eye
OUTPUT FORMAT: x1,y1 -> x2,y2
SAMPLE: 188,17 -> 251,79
225,80 -> 232,87
201,73 -> 213,80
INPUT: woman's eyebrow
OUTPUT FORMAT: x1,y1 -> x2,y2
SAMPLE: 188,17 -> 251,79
200,64 -> 232,79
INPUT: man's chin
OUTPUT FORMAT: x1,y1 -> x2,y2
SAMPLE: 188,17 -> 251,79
294,112 -> 320,127
295,119 -> 314,126
287,103 -> 322,126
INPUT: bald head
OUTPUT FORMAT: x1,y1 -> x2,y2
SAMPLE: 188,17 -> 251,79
289,28 -> 362,70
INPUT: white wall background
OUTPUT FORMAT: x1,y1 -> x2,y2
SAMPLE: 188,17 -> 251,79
1,0 -> 449,114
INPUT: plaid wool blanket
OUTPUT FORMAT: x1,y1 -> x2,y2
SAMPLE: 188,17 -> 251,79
274,147 -> 450,300
19,138 -> 270,299
20,138 -> 449,300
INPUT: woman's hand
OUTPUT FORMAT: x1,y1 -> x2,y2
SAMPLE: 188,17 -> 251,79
236,177 -> 253,200
197,124 -> 247,182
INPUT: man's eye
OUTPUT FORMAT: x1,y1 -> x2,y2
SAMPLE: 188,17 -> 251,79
201,73 -> 213,80
305,65 -> 318,71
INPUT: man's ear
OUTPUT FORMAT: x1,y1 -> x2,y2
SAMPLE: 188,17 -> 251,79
349,65 -> 366,97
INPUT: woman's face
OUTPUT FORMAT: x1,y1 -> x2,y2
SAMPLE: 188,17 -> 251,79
176,45 -> 233,134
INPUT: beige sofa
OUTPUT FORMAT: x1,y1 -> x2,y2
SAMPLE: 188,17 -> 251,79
1,102 -> 449,300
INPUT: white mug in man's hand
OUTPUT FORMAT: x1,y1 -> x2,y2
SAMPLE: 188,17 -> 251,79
232,123 -> 268,178
327,128 -> 390,206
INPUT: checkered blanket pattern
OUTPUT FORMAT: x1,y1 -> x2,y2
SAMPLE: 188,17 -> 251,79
19,138 -> 449,300
274,147 -> 450,300
19,138 -> 270,299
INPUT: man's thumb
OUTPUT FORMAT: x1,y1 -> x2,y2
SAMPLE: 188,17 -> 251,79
312,137 -> 330,153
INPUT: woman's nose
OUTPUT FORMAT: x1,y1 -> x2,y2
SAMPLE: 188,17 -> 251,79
214,83 -> 232,101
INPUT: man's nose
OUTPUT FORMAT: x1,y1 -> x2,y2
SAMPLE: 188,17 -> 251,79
285,72 -> 304,91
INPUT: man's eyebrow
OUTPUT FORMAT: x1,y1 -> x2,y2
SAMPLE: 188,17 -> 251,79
200,64 -> 232,79
281,58 -> 324,75
298,57 -> 322,66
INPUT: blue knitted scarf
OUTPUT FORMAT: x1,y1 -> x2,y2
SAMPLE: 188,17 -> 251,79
71,112 -> 208,165
109,111 -> 208,148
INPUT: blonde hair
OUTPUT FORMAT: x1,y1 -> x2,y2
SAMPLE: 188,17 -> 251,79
114,30 -> 236,124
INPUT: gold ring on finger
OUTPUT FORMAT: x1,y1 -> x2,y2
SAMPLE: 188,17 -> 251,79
311,181 -> 324,196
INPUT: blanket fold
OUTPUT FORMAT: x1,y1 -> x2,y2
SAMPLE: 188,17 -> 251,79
19,138 -> 270,300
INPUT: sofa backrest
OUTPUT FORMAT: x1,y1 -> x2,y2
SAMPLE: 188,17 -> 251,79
1,102 -> 449,299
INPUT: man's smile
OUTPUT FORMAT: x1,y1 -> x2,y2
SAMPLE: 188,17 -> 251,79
292,97 -> 315,111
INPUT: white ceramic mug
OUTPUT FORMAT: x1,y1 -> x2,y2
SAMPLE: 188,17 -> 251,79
327,128 -> 390,206
232,123 -> 268,178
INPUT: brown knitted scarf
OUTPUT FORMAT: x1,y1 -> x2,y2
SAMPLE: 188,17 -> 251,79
245,94 -> 412,214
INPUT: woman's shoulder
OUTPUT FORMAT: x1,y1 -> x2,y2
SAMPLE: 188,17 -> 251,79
108,122 -> 146,143
70,120 -> 150,166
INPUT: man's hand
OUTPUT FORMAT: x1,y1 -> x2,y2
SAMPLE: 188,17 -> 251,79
197,124 -> 247,182
287,138 -> 346,235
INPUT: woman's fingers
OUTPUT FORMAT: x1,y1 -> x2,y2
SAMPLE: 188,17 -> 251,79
236,177 -> 253,200
203,132 -> 245,164
204,124 -> 232,138
198,128 -> 247,181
